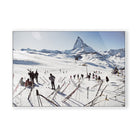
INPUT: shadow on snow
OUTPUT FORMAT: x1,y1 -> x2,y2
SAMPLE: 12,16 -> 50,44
13,60 -> 40,65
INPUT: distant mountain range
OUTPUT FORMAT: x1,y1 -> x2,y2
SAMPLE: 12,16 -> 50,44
20,36 -> 125,69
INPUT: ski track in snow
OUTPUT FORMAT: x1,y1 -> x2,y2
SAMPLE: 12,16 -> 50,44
13,50 -> 125,107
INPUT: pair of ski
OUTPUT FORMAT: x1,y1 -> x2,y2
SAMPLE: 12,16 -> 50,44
71,78 -> 81,87
84,81 -> 108,107
52,81 -> 70,99
36,90 -> 43,106
13,86 -> 34,107
43,76 -> 50,85
47,81 -> 66,99
13,80 -> 20,93
91,83 -> 100,90
13,87 -> 27,99
58,77 -> 66,83
61,81 -> 70,93
62,84 -> 80,103
40,76 -> 50,85
36,89 -> 58,107
70,78 -> 84,92
27,87 -> 34,107
13,82 -> 35,99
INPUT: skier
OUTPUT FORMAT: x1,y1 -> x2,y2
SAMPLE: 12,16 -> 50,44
92,73 -> 95,79
49,73 -> 55,90
77,74 -> 79,79
32,71 -> 35,83
87,74 -> 90,81
34,70 -> 39,83
81,74 -> 84,79
28,71 -> 35,83
95,75 -> 97,80
97,76 -> 101,81
19,77 -> 25,86
106,76 -> 109,83
73,74 -> 76,79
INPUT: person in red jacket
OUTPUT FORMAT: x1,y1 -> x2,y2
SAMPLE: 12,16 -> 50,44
25,79 -> 33,87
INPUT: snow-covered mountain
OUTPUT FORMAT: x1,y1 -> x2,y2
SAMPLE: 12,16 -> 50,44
65,37 -> 97,54
18,37 -> 125,69
40,49 -> 62,54
103,48 -> 125,58
21,48 -> 62,54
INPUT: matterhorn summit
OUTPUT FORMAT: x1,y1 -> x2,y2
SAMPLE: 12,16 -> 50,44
71,36 -> 96,54
73,36 -> 84,49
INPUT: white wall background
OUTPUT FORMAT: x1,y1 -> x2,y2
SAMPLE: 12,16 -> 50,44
0,0 -> 137,138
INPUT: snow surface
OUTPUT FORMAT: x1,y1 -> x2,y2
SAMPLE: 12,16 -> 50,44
13,48 -> 125,107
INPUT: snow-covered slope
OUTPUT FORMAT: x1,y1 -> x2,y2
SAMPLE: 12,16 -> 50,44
13,50 -> 125,107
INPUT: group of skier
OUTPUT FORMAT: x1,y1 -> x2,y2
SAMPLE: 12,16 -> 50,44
19,68 -> 109,91
19,70 -> 39,87
71,71 -> 109,83
19,69 -> 56,90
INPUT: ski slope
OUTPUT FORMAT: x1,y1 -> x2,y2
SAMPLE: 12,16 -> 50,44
13,50 -> 125,107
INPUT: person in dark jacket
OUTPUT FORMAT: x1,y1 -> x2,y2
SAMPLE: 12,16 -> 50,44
49,73 -> 55,90
81,74 -> 84,79
77,74 -> 79,79
87,74 -> 91,81
97,76 -> 101,81
28,71 -> 35,83
106,76 -> 109,83
92,73 -> 95,79
34,70 -> 39,83
73,74 -> 76,79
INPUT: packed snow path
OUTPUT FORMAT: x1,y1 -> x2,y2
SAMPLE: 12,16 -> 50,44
13,50 -> 125,107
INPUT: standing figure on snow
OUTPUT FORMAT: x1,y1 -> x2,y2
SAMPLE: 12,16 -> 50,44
34,70 -> 39,83
87,74 -> 90,81
32,71 -> 35,83
95,75 -> 97,80
19,77 -> 25,86
28,71 -> 35,83
49,73 -> 55,90
81,74 -> 84,79
73,74 -> 76,79
92,73 -> 95,79
106,76 -> 109,83
97,76 -> 101,81
77,74 -> 79,79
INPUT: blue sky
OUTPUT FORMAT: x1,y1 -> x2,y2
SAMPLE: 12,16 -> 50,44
13,31 -> 125,51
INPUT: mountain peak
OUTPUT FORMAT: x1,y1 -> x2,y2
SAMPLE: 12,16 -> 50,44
73,36 -> 84,49
72,37 -> 96,54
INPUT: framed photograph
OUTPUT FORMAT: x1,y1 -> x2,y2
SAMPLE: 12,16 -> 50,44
12,31 -> 125,107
